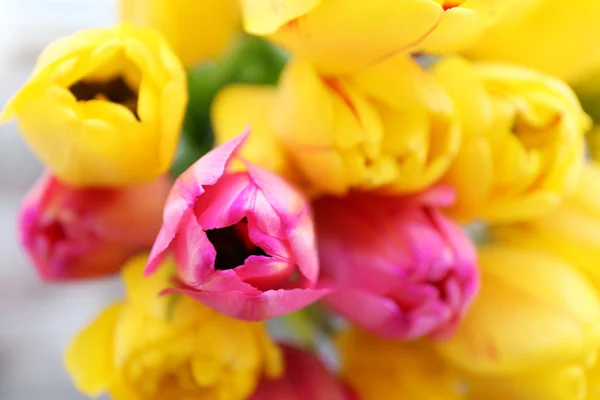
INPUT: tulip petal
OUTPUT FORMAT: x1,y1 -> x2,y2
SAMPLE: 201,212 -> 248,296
146,132 -> 249,275
172,287 -> 330,321
244,161 -> 319,283
64,302 -> 122,396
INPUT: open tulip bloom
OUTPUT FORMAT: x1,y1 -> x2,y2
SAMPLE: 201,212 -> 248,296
146,132 -> 329,320
7,2 -> 600,399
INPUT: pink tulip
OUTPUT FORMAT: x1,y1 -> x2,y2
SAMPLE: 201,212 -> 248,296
18,174 -> 171,281
251,345 -> 357,400
314,187 -> 479,339
146,132 -> 327,320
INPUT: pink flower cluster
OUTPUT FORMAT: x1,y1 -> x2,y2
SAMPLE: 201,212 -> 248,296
18,132 -> 478,338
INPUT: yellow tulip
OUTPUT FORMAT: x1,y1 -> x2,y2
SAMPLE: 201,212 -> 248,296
240,0 -> 522,74
119,0 -> 240,67
64,254 -> 282,399
492,164 -> 600,291
465,0 -> 600,86
1,24 -> 187,187
338,328 -> 465,400
270,56 -> 459,195
435,244 -> 600,377
211,84 -> 302,184
432,56 -> 589,223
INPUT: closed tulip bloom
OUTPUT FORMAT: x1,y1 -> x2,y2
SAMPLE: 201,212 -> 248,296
65,254 -> 282,400
146,133 -> 327,321
436,244 -> 600,376
465,0 -> 600,85
272,57 -> 459,196
433,57 -> 590,223
241,0 -> 520,74
493,164 -> 600,291
119,0 -> 240,67
315,187 -> 478,339
1,24 -> 187,187
18,173 -> 170,280
338,328 -> 465,400
251,345 -> 356,400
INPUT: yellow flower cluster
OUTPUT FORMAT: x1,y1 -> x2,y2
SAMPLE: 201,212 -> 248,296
65,255 -> 282,400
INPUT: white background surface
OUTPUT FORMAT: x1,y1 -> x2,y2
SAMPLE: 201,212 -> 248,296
0,1 -> 123,398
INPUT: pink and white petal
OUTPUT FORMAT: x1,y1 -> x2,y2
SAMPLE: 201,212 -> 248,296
247,188 -> 284,239
286,211 -> 319,284
169,211 -> 259,294
183,129 -> 249,190
235,256 -> 295,290
244,161 -> 307,220
168,209 -> 216,283
173,287 -> 330,321
146,133 -> 250,275
246,220 -> 291,260
194,173 -> 252,230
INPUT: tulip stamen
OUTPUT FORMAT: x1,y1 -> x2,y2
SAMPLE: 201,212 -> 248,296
69,76 -> 139,120
206,217 -> 270,270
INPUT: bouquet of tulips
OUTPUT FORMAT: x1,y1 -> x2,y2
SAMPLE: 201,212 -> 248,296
6,0 -> 600,398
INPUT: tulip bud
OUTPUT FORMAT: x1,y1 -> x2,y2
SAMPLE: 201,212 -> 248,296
146,132 -> 328,320
433,56 -> 590,222
314,187 -> 478,339
436,244 -> 600,376
119,0 -> 240,67
65,254 -> 282,399
465,0 -> 600,86
338,328 -> 464,400
18,173 -> 171,280
272,57 -> 459,196
240,0 -> 522,74
251,345 -> 356,400
1,23 -> 187,187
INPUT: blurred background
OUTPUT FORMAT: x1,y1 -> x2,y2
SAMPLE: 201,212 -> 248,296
0,1 -> 122,398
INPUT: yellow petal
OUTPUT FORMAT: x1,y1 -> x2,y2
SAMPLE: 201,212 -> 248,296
339,329 -> 464,400
266,0 -> 444,74
468,365 -> 587,400
64,302 -> 123,396
212,84 -> 298,181
436,244 -> 600,375
241,0 -> 322,34
465,0 -> 600,85
120,0 -> 240,66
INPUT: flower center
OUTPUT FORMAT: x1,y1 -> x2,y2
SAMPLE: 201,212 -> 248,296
206,217 -> 269,270
69,76 -> 139,119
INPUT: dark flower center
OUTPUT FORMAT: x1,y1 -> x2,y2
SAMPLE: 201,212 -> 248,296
69,76 -> 139,119
206,218 -> 270,271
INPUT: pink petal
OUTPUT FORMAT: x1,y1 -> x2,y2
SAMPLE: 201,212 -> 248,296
146,132 -> 249,275
172,210 -> 259,294
194,173 -> 252,229
173,287 -> 330,320
326,289 -> 445,339
245,161 -> 319,284
234,256 -> 295,291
